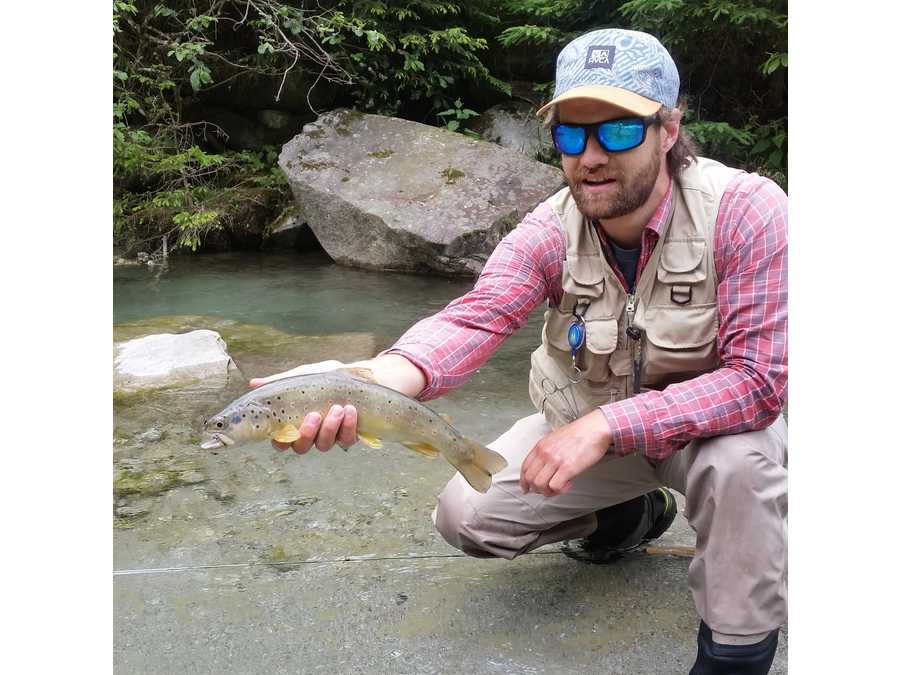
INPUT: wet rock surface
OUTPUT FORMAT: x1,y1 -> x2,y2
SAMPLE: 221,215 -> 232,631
115,546 -> 787,674
113,257 -> 786,672
113,329 -> 238,393
279,109 -> 565,276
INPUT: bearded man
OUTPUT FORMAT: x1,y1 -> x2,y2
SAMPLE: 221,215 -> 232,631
254,28 -> 788,674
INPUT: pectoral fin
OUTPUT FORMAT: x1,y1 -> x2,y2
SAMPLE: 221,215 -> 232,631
270,423 -> 301,444
357,432 -> 383,449
401,441 -> 440,458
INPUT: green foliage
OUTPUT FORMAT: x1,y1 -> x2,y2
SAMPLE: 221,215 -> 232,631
327,1 -> 511,117
437,98 -> 479,136
496,24 -> 564,47
113,0 -> 789,255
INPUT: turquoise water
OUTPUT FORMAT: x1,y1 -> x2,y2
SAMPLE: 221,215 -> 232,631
114,249 -> 549,447
113,250 -> 548,568
114,251 -> 472,334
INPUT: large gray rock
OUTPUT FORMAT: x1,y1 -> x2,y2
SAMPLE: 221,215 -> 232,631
279,109 -> 565,276
113,329 -> 237,393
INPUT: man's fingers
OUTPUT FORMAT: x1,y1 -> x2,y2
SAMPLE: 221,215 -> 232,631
291,412 -> 321,454
531,463 -> 557,496
547,468 -> 573,496
271,439 -> 291,452
315,405 -> 344,451
336,405 -> 358,449
519,447 -> 537,493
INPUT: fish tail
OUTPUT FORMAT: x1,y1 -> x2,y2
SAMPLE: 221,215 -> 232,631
451,439 -> 508,494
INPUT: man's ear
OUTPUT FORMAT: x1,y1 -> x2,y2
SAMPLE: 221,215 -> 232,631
660,108 -> 682,153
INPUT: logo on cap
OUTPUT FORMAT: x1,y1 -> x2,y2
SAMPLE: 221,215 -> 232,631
585,45 -> 615,69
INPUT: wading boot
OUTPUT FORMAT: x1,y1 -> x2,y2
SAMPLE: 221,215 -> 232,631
689,621 -> 779,674
561,487 -> 678,564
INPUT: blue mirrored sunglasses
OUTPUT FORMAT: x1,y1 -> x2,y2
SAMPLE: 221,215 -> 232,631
551,115 -> 659,155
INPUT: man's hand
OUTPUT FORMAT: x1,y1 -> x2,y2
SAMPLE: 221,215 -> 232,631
247,354 -> 426,455
519,409 -> 614,497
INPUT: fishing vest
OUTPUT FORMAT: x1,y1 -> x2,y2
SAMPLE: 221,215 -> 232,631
528,157 -> 743,432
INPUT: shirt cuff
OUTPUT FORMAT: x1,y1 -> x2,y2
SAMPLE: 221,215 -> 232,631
380,347 -> 440,400
600,397 -> 652,457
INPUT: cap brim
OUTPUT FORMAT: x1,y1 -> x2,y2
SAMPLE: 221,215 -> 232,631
536,85 -> 662,118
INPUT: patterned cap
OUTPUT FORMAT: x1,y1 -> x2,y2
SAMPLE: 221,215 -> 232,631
536,28 -> 679,117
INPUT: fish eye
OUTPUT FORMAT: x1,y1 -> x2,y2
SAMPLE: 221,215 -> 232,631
216,422 -> 223,428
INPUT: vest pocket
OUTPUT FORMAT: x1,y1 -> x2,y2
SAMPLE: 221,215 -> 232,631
642,304 -> 719,377
658,239 -> 707,283
655,240 -> 708,307
544,306 -> 618,383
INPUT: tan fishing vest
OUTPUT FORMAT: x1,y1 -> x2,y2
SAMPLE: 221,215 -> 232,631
528,157 -> 743,431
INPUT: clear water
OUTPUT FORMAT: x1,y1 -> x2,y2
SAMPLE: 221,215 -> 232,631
114,250 -> 545,420
113,251 -> 547,568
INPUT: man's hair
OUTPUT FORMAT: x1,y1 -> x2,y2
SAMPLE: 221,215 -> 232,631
542,99 -> 699,177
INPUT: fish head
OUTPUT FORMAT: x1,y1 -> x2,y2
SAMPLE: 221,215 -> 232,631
200,401 -> 273,450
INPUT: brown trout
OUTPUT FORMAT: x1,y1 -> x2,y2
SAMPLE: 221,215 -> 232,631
200,368 -> 507,493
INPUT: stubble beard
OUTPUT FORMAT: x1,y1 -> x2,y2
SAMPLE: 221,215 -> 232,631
568,151 -> 661,221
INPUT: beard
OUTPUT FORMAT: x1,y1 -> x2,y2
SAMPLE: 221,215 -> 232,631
568,150 -> 661,221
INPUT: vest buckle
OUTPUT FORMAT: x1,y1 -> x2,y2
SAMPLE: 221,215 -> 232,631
671,285 -> 692,305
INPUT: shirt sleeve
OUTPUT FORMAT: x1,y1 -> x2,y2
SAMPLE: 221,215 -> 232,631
600,173 -> 788,460
386,202 -> 565,400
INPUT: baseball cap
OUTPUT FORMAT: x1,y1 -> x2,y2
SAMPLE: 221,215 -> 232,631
536,28 -> 680,118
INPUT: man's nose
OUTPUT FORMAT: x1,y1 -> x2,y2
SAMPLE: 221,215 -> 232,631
580,133 -> 609,168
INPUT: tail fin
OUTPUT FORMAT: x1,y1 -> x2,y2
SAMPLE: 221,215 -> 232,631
451,439 -> 508,494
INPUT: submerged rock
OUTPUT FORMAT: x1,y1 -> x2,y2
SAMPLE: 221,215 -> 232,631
136,428 -> 164,444
113,329 -> 237,393
116,505 -> 149,518
279,109 -> 565,276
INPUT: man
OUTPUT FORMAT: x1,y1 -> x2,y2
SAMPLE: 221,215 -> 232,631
252,28 -> 787,674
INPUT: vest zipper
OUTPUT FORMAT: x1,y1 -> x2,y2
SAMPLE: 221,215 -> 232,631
625,292 -> 643,398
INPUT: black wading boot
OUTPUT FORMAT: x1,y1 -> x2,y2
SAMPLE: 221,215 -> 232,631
689,621 -> 779,675
561,487 -> 678,564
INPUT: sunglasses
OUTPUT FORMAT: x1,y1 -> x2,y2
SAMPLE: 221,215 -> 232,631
551,115 -> 660,155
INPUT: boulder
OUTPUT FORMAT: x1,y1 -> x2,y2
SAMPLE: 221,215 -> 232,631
470,101 -> 555,160
113,329 -> 238,393
279,109 -> 565,276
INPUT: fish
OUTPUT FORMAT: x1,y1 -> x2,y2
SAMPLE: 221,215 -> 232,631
200,368 -> 508,493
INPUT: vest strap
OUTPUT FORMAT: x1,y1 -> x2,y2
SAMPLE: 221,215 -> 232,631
670,285 -> 692,305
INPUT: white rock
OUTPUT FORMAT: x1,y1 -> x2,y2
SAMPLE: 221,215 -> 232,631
114,329 -> 237,392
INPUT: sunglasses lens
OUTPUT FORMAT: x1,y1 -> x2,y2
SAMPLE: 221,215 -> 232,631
598,118 -> 646,152
553,124 -> 588,155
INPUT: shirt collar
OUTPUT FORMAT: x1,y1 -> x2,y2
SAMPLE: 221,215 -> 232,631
645,177 -> 674,237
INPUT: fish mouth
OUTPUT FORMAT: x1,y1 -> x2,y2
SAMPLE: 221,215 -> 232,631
200,433 -> 234,450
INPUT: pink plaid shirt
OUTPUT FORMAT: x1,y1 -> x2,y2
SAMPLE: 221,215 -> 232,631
387,171 -> 788,460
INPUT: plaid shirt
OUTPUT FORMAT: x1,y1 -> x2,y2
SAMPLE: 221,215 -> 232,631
387,172 -> 788,460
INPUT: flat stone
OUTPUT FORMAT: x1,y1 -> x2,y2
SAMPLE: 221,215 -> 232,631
113,329 -> 237,393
